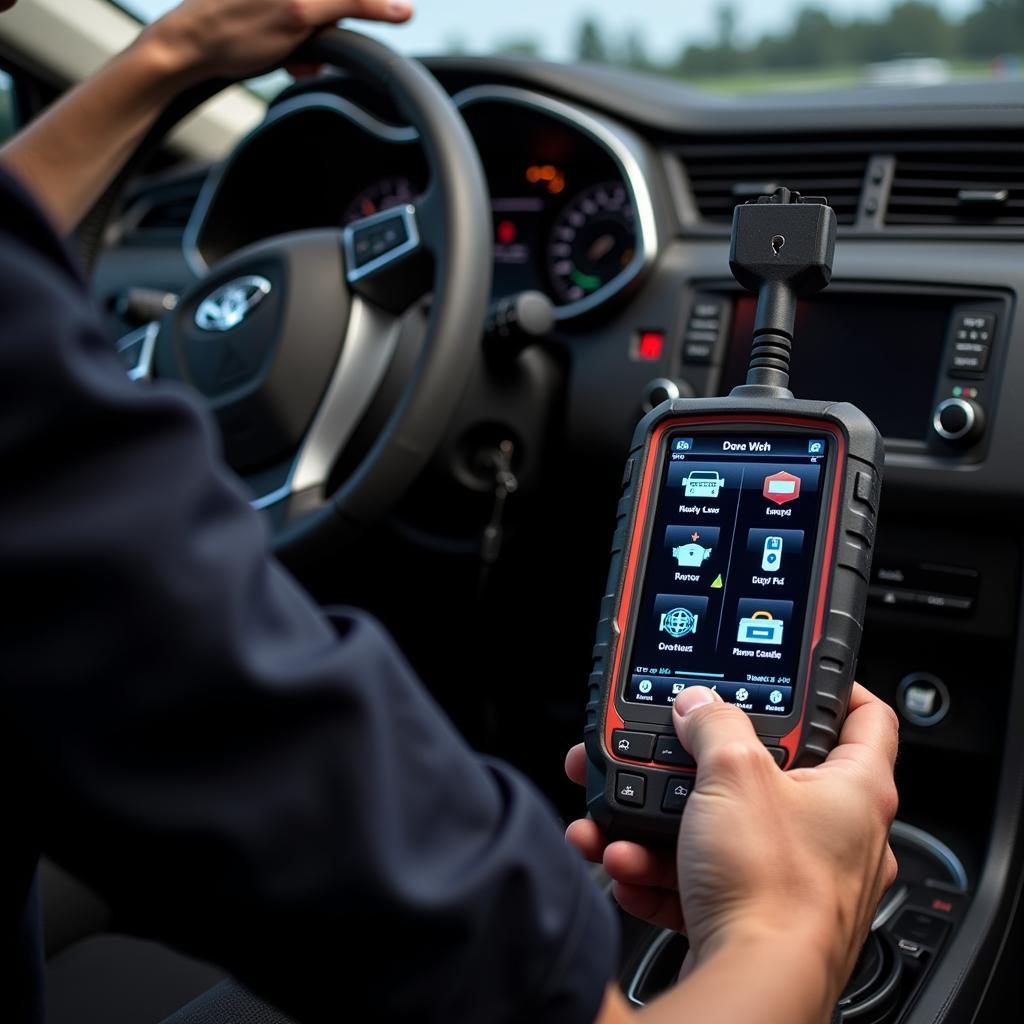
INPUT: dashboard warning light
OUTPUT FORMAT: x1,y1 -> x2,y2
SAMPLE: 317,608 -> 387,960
635,330 -> 665,361
497,219 -> 517,246
526,164 -> 566,194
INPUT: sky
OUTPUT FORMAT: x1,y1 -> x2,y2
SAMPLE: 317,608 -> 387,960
122,0 -> 981,62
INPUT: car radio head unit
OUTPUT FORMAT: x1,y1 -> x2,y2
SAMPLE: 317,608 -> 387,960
712,289 -> 1004,451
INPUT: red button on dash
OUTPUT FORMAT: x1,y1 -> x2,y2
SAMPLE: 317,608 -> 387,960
635,331 -> 665,361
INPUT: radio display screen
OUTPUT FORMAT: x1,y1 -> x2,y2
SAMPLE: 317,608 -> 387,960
622,432 -> 831,717
720,295 -> 949,440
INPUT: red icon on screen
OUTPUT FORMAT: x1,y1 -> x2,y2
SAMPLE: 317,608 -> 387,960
763,471 -> 801,505
496,220 -> 517,246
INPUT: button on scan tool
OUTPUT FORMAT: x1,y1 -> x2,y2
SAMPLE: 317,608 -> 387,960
611,730 -> 656,760
662,776 -> 694,813
653,735 -> 696,767
615,772 -> 646,807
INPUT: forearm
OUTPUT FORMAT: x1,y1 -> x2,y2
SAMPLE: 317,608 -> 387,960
632,929 -> 835,1024
0,30 -> 194,231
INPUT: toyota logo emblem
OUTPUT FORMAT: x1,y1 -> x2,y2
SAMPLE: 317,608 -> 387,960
194,275 -> 272,332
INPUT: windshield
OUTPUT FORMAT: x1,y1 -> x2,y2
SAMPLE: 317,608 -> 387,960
118,1 -> 1021,95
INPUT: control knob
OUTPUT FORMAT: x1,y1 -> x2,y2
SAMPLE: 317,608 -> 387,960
932,397 -> 984,446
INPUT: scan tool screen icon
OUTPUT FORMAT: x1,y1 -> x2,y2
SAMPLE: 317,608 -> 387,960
763,471 -> 801,505
761,536 -> 783,572
660,607 -> 699,638
683,470 -> 724,498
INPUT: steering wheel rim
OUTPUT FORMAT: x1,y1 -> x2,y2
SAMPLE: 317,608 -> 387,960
87,28 -> 491,561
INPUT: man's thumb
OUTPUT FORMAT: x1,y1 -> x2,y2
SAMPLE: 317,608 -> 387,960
672,686 -> 763,765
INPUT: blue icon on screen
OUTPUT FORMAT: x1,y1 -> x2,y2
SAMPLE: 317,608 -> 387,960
674,438 -> 694,452
808,440 -> 824,454
660,607 -> 699,638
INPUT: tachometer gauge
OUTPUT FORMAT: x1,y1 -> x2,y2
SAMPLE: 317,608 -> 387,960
343,176 -> 417,226
547,182 -> 636,305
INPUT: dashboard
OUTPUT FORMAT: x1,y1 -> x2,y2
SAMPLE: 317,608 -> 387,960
184,84 -> 656,322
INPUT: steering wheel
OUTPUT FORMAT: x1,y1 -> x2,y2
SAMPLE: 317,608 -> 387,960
86,28 -> 491,560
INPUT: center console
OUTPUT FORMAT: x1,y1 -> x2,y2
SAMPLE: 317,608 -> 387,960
620,823 -> 970,1023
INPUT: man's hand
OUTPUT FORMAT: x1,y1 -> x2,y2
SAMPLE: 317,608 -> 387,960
566,683 -> 899,1008
144,0 -> 413,84
1,0 -> 414,231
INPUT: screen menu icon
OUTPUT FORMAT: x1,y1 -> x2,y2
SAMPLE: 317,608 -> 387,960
762,471 -> 801,505
683,470 -> 725,498
737,610 -> 785,645
761,535 -> 783,572
735,598 -> 794,648
660,607 -> 699,638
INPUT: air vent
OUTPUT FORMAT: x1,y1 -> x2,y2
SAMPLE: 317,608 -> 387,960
680,140 -> 869,226
886,143 -> 1024,227
122,172 -> 206,242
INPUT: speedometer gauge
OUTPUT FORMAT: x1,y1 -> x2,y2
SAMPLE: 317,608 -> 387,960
343,176 -> 417,226
547,182 -> 636,305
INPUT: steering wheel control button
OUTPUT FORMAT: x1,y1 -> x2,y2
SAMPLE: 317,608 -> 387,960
351,213 -> 408,264
343,204 -> 420,283
661,776 -> 695,813
932,397 -> 984,445
896,673 -> 950,727
652,735 -> 696,767
611,730 -> 656,761
615,772 -> 646,808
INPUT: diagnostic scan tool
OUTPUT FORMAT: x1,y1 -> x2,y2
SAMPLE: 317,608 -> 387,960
586,189 -> 885,843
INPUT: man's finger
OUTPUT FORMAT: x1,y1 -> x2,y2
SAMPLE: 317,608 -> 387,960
825,683 -> 899,772
565,818 -> 607,863
565,743 -> 587,787
306,0 -> 414,25
672,686 -> 769,772
610,882 -> 685,932
603,840 -> 678,890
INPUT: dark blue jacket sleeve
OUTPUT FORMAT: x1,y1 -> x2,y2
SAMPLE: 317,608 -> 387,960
0,175 -> 618,1023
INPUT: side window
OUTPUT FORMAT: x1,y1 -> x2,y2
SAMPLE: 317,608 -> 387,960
0,68 -> 18,143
